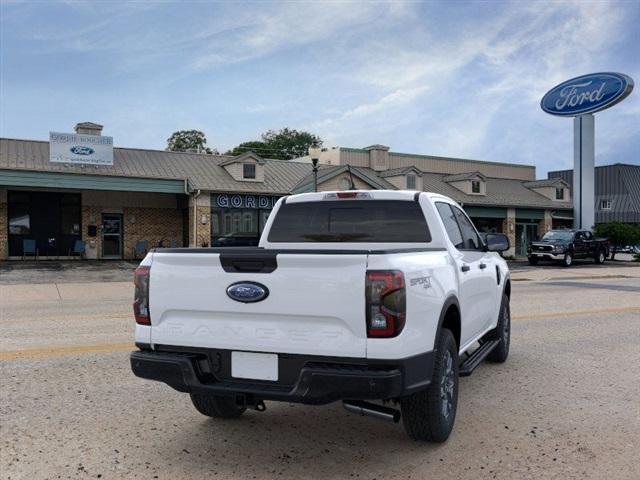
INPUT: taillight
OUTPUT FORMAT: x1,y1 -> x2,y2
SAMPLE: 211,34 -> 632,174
133,265 -> 151,325
365,270 -> 406,338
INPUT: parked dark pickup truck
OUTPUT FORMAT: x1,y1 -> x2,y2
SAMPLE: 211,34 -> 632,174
527,230 -> 609,267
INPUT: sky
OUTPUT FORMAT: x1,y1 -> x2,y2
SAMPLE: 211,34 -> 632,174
1,0 -> 638,177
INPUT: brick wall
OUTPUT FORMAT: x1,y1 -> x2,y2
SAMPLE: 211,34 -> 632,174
502,208 -> 516,257
123,206 -> 183,258
81,205 -> 103,259
188,206 -> 212,247
539,210 -> 553,237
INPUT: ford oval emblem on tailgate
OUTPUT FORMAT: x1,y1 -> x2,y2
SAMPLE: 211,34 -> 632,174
226,282 -> 269,303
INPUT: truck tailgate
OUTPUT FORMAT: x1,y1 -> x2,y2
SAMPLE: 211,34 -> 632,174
149,251 -> 368,357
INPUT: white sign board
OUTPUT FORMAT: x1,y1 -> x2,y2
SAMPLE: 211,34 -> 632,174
49,132 -> 114,166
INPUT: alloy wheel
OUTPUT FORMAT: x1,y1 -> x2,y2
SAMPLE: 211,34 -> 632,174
440,350 -> 455,419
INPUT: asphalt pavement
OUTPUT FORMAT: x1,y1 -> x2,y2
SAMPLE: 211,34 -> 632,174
1,261 -> 639,479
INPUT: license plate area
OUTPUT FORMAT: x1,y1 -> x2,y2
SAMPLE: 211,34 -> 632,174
231,351 -> 278,381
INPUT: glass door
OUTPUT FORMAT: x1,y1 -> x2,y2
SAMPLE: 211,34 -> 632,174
102,213 -> 123,259
515,223 -> 539,256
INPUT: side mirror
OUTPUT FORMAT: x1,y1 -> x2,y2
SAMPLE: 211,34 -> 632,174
485,233 -> 510,252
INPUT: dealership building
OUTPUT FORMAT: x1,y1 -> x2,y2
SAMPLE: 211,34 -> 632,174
1,123 -> 578,260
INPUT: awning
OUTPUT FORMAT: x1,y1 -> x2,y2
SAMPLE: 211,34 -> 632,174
465,206 -> 507,219
0,169 -> 186,194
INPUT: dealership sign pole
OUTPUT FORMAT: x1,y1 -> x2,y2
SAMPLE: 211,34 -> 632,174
541,72 -> 633,229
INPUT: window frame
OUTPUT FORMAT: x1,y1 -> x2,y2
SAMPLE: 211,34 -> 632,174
435,201 -> 484,252
243,162 -> 256,179
600,199 -> 612,210
555,187 -> 564,200
471,180 -> 481,194
406,174 -> 416,190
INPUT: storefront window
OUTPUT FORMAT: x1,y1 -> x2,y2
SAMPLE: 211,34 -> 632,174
471,218 -> 503,234
8,192 -> 30,234
211,194 -> 279,247
7,191 -> 81,257
9,208 -> 30,234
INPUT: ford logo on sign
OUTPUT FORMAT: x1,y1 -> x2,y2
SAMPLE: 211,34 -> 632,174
541,72 -> 634,116
226,282 -> 269,303
70,146 -> 95,155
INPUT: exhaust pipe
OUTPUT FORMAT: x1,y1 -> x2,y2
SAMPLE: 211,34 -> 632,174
343,400 -> 401,423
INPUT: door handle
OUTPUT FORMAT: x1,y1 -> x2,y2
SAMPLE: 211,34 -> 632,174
461,265 -> 470,272
479,263 -> 487,270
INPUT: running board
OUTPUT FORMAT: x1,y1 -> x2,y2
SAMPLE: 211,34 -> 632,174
459,339 -> 500,377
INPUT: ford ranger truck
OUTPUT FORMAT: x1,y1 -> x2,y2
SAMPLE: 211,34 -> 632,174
131,191 -> 511,442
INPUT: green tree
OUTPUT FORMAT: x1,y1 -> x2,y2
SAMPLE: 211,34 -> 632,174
226,128 -> 322,160
167,130 -> 217,154
594,222 -> 640,260
225,141 -> 269,157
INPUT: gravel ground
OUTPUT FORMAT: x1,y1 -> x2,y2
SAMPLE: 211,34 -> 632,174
1,264 -> 639,479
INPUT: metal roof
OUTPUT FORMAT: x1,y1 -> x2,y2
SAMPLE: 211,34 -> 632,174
0,137 -> 311,194
523,178 -> 568,188
292,165 -> 397,193
292,162 -> 572,210
378,166 -> 423,177
443,171 -> 486,182
420,172 -> 572,209
549,164 -> 640,222
0,137 -> 575,210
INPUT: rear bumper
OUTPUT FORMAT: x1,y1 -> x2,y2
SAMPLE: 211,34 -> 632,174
130,346 -> 433,405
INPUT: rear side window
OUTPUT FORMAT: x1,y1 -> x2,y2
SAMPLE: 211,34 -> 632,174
435,203 -> 463,248
267,200 -> 431,243
452,206 -> 482,250
436,202 -> 482,250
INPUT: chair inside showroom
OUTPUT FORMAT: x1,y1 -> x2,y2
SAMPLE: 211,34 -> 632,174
133,240 -> 148,258
69,240 -> 86,260
22,239 -> 38,261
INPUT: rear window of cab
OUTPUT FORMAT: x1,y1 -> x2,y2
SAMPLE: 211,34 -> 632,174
267,200 -> 431,243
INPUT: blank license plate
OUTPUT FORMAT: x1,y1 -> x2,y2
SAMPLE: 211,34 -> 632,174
231,351 -> 278,381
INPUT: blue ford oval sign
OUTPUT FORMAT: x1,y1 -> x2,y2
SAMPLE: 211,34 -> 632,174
70,145 -> 95,155
226,282 -> 269,303
541,72 -> 633,116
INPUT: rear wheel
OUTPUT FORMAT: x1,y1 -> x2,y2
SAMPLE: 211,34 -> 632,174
190,393 -> 246,419
562,253 -> 573,267
400,328 -> 458,442
595,250 -> 606,264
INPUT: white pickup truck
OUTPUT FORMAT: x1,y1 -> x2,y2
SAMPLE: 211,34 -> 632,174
131,190 -> 511,442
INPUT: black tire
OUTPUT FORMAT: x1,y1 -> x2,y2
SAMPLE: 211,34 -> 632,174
594,250 -> 606,264
190,393 -> 246,419
562,253 -> 573,267
527,256 -> 538,266
400,328 -> 458,443
487,294 -> 510,363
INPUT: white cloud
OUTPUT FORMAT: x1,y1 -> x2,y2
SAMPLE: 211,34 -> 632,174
309,0 -> 636,174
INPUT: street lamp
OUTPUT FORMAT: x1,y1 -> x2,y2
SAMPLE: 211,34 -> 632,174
308,144 -> 322,192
